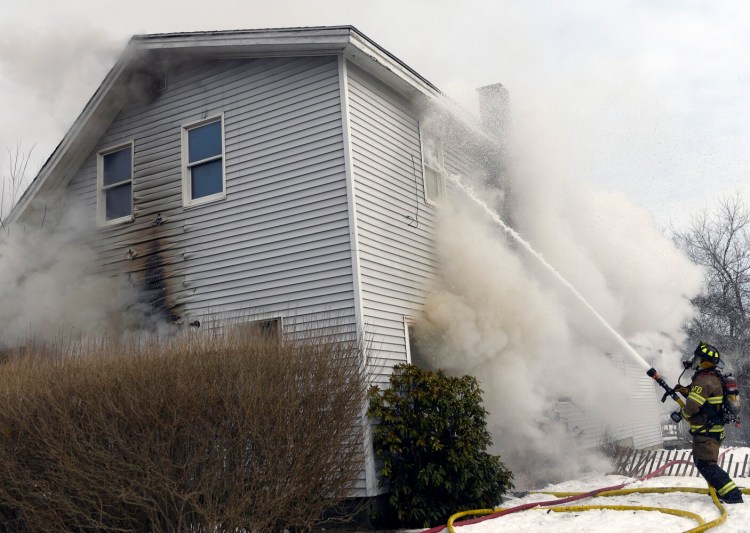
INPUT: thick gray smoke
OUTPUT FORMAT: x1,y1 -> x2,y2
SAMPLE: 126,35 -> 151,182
0,23 -> 122,202
0,201 -> 149,348
415,115 -> 704,488
0,24 -> 148,349
0,24 -> 122,136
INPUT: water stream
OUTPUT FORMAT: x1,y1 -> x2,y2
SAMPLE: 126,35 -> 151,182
447,174 -> 652,372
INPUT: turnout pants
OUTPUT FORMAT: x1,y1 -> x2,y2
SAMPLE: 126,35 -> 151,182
693,435 -> 743,503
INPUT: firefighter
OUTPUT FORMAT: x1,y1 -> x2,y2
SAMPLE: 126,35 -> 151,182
679,342 -> 744,504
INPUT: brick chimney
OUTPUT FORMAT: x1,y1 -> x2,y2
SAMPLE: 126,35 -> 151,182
477,83 -> 510,139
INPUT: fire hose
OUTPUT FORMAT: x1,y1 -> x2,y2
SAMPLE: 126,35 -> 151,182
421,455 -> 745,533
418,368 -> 739,533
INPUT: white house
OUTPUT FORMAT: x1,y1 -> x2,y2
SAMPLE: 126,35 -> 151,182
8,26 -> 664,497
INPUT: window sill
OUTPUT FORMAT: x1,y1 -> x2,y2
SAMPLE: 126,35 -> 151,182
97,214 -> 134,229
182,192 -> 227,209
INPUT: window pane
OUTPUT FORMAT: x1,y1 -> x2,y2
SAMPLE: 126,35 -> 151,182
105,183 -> 132,220
407,323 -> 425,365
191,159 -> 223,199
423,136 -> 442,168
103,148 -> 132,186
424,167 -> 442,203
188,121 -> 222,163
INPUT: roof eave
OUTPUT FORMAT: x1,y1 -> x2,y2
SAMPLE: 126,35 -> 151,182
345,30 -> 441,99
129,27 -> 441,98
7,26 -> 441,226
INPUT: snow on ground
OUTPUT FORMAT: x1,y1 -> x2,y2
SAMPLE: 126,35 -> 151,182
430,448 -> 750,533
471,474 -> 749,533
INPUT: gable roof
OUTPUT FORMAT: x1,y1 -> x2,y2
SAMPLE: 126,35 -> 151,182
8,26 -> 442,225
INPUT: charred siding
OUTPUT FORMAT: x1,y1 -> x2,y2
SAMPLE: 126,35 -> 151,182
66,55 -> 356,335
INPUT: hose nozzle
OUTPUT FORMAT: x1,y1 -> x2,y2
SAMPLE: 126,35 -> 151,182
647,367 -> 685,408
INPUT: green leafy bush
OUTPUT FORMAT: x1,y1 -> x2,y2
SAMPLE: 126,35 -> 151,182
368,364 -> 513,528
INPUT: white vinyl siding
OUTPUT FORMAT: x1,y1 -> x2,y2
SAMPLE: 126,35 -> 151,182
66,55 -> 356,338
553,357 -> 663,449
346,62 -> 439,387
626,360 -> 664,448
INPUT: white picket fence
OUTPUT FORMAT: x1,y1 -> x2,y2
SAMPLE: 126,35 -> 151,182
612,447 -> 750,479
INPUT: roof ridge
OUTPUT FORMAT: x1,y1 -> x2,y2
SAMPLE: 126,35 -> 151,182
131,25 -> 358,40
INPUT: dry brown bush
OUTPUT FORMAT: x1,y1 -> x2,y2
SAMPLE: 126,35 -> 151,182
0,330 -> 368,532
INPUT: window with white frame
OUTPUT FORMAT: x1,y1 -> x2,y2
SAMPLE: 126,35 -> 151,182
421,131 -> 446,205
182,115 -> 226,206
98,143 -> 134,225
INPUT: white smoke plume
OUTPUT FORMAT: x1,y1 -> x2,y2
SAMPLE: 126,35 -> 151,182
0,201 -> 150,348
0,22 -> 123,204
414,112 -> 704,488
0,23 -> 122,135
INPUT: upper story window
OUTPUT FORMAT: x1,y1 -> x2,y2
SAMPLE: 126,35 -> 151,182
421,131 -> 446,205
182,115 -> 226,207
98,142 -> 134,226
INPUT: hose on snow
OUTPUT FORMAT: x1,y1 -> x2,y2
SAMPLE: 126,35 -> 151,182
421,453 -> 741,533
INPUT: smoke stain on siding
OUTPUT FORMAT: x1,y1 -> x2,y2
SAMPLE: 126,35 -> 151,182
123,215 -> 185,324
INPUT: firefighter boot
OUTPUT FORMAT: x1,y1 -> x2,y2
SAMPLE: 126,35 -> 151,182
720,487 -> 744,504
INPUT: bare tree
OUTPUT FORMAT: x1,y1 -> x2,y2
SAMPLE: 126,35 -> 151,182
0,141 -> 35,228
674,194 -> 750,351
673,193 -> 750,443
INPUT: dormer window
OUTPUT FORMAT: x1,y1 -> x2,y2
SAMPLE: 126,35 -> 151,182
182,115 -> 226,206
97,142 -> 134,226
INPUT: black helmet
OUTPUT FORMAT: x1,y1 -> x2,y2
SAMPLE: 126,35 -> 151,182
693,342 -> 721,367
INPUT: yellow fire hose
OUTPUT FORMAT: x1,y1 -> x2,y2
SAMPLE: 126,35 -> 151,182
445,486 -> 750,533
439,370 -> 735,533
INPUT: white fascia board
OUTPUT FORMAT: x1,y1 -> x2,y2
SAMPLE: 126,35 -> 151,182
130,27 -> 354,56
345,31 -> 442,100
131,27 -> 442,99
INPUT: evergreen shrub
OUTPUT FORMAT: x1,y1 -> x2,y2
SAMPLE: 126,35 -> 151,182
368,364 -> 513,528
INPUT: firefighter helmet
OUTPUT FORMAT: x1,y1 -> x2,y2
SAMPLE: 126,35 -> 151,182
693,342 -> 721,367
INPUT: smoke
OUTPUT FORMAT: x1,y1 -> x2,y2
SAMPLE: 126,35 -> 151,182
0,200 -> 151,349
414,106 -> 704,488
0,24 -> 154,348
0,22 -> 123,185
0,23 -> 121,125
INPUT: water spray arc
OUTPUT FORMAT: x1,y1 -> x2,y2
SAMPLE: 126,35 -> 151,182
447,175 -> 679,403
448,174 -> 651,370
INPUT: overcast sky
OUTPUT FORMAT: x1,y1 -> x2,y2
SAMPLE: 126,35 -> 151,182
1,0 -> 748,228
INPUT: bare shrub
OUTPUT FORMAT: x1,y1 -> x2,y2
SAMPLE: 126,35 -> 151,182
0,330 -> 367,532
